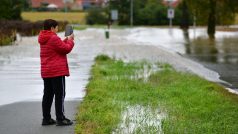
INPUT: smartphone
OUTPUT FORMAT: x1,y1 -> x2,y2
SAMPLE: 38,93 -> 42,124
65,25 -> 73,37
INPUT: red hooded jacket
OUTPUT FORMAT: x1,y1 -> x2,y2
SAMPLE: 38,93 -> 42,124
38,30 -> 74,78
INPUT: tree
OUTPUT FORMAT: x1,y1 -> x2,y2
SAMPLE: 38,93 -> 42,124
19,0 -> 30,11
86,8 -> 108,25
109,0 -> 131,25
135,0 -> 168,25
0,0 -> 23,20
179,0 -> 190,41
109,0 -> 183,26
179,0 -> 190,29
185,0 -> 238,39
207,0 -> 216,39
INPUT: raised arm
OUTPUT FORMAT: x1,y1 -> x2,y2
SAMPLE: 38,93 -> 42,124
51,35 -> 74,55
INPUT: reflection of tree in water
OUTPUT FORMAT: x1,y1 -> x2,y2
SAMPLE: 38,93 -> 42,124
187,38 -> 218,63
185,36 -> 238,64
179,0 -> 238,64
219,38 -> 238,64
180,0 -> 191,54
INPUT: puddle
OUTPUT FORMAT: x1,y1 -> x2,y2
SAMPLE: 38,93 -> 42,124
105,64 -> 161,82
113,105 -> 166,134
134,64 -> 162,82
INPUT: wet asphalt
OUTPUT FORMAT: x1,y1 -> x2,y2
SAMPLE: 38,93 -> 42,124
0,101 -> 79,134
0,31 -> 98,134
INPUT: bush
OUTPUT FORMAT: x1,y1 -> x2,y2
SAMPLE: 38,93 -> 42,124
0,29 -> 15,46
86,8 -> 108,25
0,20 -> 68,36
135,3 -> 168,25
0,20 -> 68,46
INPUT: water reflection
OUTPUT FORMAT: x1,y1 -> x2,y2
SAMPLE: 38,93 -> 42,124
183,31 -> 238,89
185,35 -> 238,64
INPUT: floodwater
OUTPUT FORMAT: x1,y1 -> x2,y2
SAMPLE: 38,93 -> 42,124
0,27 -> 237,106
184,32 -> 238,89
0,31 -> 100,106
126,27 -> 238,90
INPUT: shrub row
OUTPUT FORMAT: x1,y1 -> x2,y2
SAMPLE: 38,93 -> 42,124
0,20 -> 68,46
0,20 -> 68,36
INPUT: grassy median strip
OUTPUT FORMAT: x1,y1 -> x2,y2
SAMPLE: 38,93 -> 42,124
75,55 -> 238,134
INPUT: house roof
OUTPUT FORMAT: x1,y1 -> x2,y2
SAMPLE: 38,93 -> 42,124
162,0 -> 181,7
31,0 -> 105,8
47,3 -> 58,8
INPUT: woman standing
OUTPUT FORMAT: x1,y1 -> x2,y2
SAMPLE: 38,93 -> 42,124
38,19 -> 74,126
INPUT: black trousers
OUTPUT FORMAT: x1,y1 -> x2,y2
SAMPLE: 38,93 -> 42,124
42,76 -> 66,121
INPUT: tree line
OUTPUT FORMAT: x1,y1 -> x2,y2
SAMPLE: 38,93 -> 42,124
0,0 -> 30,20
87,0 -> 238,39
185,0 -> 238,39
1,0 -> 237,39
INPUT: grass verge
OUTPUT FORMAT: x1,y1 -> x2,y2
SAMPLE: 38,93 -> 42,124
75,55 -> 238,134
235,14 -> 238,24
0,37 -> 13,46
21,12 -> 87,24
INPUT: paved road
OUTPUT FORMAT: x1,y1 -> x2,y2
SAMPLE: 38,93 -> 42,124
0,31 -> 99,134
0,101 -> 79,134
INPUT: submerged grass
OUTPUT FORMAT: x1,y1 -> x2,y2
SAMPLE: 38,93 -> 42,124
75,55 -> 238,134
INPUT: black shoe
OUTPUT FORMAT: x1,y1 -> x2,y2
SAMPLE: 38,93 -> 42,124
56,118 -> 73,126
42,118 -> 56,126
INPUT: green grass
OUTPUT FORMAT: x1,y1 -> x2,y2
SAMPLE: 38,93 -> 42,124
0,36 -> 13,46
75,55 -> 238,134
21,12 -> 87,24
235,14 -> 238,24
73,25 -> 88,31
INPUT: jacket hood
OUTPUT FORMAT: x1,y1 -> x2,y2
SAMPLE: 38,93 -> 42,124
38,30 -> 56,45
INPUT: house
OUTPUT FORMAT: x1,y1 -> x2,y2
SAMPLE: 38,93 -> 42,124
72,0 -> 105,10
162,0 -> 181,8
31,0 -> 65,9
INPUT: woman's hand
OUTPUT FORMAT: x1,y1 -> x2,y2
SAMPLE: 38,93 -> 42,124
67,34 -> 74,40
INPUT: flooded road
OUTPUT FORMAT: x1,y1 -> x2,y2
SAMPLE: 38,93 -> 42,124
0,31 -> 100,106
126,27 -> 238,90
0,27 -> 237,134
0,27 -> 237,106
184,35 -> 238,89
0,31 -> 104,134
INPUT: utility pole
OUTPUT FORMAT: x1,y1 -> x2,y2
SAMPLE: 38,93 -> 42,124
193,15 -> 197,38
130,0 -> 133,26
63,0 -> 68,12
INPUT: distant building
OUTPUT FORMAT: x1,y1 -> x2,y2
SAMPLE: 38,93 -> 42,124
162,0 -> 181,8
79,0 -> 105,9
30,0 -> 105,11
31,0 -> 65,9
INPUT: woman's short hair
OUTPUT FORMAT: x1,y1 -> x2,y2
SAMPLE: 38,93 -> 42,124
43,19 -> 58,30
